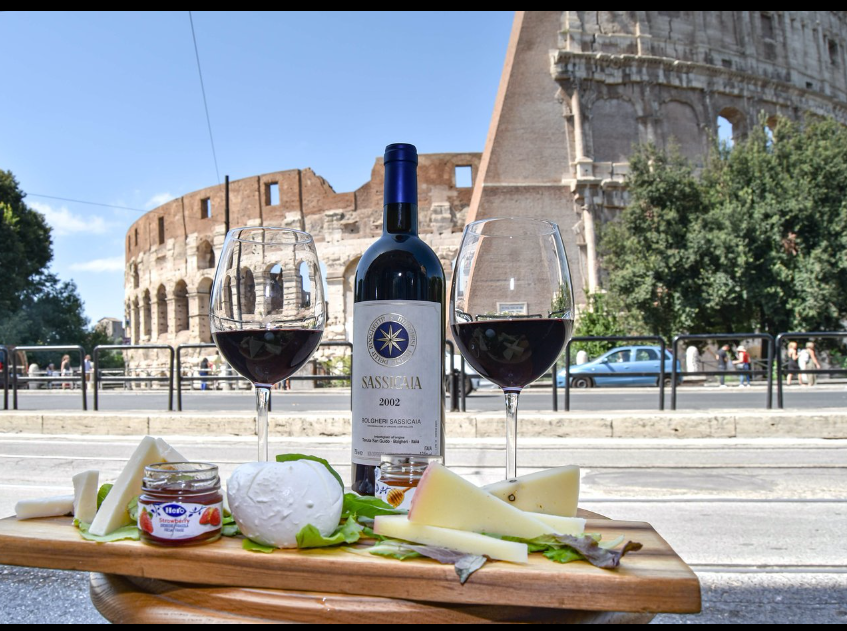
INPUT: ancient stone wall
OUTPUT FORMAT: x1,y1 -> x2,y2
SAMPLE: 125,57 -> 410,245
124,153 -> 480,371
469,11 -> 847,305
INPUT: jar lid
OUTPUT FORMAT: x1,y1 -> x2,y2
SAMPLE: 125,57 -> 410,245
379,454 -> 443,467
143,462 -> 219,492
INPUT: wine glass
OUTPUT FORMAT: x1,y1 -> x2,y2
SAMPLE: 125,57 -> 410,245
450,218 -> 573,479
210,227 -> 325,462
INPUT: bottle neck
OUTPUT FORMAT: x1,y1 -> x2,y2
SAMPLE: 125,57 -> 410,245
384,202 -> 418,235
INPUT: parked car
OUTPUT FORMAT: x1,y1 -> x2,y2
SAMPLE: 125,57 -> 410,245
556,346 -> 683,388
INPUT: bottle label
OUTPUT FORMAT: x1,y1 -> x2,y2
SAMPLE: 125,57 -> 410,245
352,301 -> 442,467
138,501 -> 222,540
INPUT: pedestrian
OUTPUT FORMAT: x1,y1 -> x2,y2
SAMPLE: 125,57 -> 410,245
733,345 -> 751,387
715,344 -> 730,387
60,354 -> 71,390
786,341 -> 800,386
84,355 -> 93,391
27,362 -> 40,390
798,342 -> 821,386
199,357 -> 209,391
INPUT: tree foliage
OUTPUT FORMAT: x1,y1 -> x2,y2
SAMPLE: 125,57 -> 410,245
0,169 -> 115,360
601,117 -> 847,340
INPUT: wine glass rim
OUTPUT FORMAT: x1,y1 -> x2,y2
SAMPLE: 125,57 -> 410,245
465,217 -> 558,236
226,226 -> 314,244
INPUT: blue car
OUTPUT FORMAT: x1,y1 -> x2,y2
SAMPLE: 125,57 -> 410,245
556,346 -> 683,388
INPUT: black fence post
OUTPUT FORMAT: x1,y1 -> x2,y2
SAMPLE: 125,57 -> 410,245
0,346 -> 8,411
446,340 -> 458,413
93,345 -> 174,412
176,346 -> 183,412
10,345 -> 88,410
774,332 -> 847,409
93,349 -> 100,411
659,338 -> 666,412
776,333 -> 785,410
564,340 -> 572,412
551,361 -> 558,412
459,356 -> 467,412
671,337 -> 680,411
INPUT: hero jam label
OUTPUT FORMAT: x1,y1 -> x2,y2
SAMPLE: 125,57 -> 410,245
138,501 -> 223,540
353,301 -> 442,467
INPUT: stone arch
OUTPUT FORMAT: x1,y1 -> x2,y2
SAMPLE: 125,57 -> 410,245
132,297 -> 140,345
717,106 -> 747,146
173,280 -> 189,333
265,262 -> 285,314
222,276 -> 234,320
156,284 -> 168,337
662,100 -> 704,164
342,257 -> 360,342
197,278 -> 213,343
589,98 -> 639,163
142,290 -> 152,339
197,240 -> 215,271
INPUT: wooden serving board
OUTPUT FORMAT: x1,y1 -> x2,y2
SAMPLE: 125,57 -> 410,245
0,515 -> 701,615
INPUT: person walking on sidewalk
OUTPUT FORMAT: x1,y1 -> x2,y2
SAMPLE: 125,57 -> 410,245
715,344 -> 730,387
798,342 -> 821,386
786,341 -> 800,386
733,345 -> 751,387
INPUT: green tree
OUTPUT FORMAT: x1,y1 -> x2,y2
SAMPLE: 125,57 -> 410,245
570,293 -> 629,360
601,117 -> 847,338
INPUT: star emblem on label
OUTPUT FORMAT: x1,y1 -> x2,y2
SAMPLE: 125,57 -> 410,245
367,314 -> 417,367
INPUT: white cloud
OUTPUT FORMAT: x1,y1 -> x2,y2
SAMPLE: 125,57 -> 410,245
30,201 -> 110,236
69,257 -> 126,273
145,192 -> 174,209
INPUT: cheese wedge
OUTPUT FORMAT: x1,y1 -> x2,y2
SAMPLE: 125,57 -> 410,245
72,470 -> 99,524
373,515 -> 528,564
408,463 -> 555,539
532,513 -> 585,536
15,495 -> 74,520
88,436 -> 162,536
482,466 -> 580,517
155,437 -> 187,463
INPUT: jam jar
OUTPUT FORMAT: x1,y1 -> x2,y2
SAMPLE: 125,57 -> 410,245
374,455 -> 443,510
138,462 -> 222,546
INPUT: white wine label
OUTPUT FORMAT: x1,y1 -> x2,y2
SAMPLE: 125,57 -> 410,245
352,301 -> 443,467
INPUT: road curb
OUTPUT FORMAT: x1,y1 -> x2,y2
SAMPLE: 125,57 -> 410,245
2,410 -> 846,439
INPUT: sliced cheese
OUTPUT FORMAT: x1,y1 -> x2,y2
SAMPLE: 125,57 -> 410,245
155,437 -> 187,463
72,470 -> 99,524
88,436 -> 162,536
532,513 -> 585,536
408,463 -> 554,539
15,495 -> 74,520
482,466 -> 580,517
373,515 -> 528,564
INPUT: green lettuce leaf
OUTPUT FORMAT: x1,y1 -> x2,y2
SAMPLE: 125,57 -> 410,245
242,538 -> 276,553
342,493 -> 402,520
275,454 -> 344,489
221,523 -> 240,537
543,547 -> 583,564
96,484 -> 113,510
296,517 -> 363,548
76,520 -> 139,543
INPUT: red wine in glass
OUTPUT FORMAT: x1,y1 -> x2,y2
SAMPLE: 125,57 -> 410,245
212,328 -> 323,387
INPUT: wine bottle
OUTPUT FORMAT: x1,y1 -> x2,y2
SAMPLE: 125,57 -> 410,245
351,143 -> 446,495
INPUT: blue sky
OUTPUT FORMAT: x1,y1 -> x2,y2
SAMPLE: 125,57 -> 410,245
0,11 -> 513,324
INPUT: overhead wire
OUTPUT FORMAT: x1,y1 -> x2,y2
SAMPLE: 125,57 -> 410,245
189,11 -> 221,185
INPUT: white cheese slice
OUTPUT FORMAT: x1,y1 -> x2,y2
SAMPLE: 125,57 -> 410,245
408,463 -> 555,539
531,513 -> 585,536
155,437 -> 188,463
482,466 -> 580,517
15,495 -> 74,520
72,470 -> 99,524
88,436 -> 162,536
373,515 -> 528,564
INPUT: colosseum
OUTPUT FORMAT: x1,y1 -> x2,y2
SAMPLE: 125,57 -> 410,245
124,153 -> 480,359
126,11 -> 847,360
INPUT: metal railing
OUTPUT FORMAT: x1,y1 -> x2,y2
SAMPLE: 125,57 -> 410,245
175,343 -> 246,411
1,345 -> 9,411
775,332 -> 847,409
11,345 -> 88,410
671,334 -> 775,410
563,336 -> 668,412
93,344 -> 174,411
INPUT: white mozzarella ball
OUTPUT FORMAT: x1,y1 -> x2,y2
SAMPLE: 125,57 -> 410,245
227,460 -> 343,548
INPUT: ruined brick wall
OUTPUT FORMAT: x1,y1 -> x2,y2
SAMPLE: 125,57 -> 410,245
469,11 -> 847,305
124,153 -> 480,370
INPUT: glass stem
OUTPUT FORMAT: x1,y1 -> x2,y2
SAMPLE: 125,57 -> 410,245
256,386 -> 271,462
504,389 -> 521,480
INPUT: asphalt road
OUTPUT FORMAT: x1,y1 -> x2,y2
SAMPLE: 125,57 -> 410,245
6,383 -> 847,413
1,434 -> 845,623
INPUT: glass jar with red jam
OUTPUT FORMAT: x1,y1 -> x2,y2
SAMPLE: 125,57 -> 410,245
138,462 -> 222,546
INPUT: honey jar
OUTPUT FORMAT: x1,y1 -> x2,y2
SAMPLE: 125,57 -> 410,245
375,455 -> 443,510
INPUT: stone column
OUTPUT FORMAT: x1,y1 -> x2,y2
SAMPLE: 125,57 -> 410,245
582,205 -> 598,294
188,291 -> 211,343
